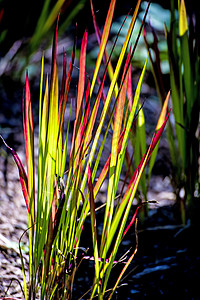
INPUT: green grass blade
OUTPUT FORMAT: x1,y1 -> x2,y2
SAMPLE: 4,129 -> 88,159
134,103 -> 147,197
88,165 -> 100,295
165,26 -> 186,168
179,0 -> 193,122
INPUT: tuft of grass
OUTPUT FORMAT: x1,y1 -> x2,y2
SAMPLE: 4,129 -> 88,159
144,0 -> 200,224
1,0 -> 170,298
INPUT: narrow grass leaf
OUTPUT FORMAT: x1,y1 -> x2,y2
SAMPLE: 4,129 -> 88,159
90,0 -> 132,100
77,29 -> 87,121
0,136 -> 30,214
127,64 -> 133,110
70,29 -> 87,170
165,27 -> 186,167
23,73 -> 35,223
81,80 -> 91,141
88,165 -> 100,293
179,0 -> 188,36
90,0 -> 116,96
148,91 -> 170,181
40,75 -> 49,159
61,101 -> 72,177
43,183 -> 58,282
46,16 -> 59,207
122,206 -> 140,238
58,35 -> 76,135
134,102 -> 146,196
179,11 -> 193,122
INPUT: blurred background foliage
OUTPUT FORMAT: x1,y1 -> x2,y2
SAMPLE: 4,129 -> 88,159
143,0 -> 200,224
0,0 -> 171,81
0,0 -> 89,80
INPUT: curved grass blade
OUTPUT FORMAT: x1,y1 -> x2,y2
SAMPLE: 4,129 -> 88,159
134,102 -> 147,200
0,136 -> 30,214
23,73 -> 35,223
179,0 -> 193,122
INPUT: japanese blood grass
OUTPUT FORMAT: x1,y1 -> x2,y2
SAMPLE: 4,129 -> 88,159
144,0 -> 200,224
0,0 -> 170,299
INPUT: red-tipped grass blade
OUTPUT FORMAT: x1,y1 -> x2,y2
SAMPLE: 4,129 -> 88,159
81,80 -> 91,141
0,136 -> 30,214
58,36 -> 76,135
70,29 -> 88,169
90,0 -> 116,96
22,73 -> 35,221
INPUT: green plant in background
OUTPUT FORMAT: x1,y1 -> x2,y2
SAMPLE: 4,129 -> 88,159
1,0 -> 171,298
0,0 -> 87,78
29,0 -> 87,53
144,0 -> 200,224
167,0 -> 200,224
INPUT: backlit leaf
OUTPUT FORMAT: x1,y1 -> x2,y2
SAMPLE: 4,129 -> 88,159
179,0 -> 188,36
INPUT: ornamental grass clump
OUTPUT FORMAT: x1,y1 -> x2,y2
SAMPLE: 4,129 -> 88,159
1,0 -> 170,299
143,0 -> 200,224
